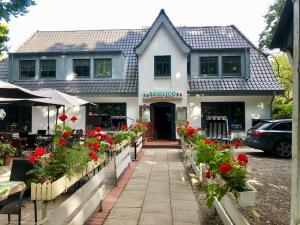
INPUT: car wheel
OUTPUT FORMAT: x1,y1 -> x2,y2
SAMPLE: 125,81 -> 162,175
275,141 -> 292,158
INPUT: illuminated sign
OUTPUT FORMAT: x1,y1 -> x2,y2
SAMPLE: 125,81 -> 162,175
143,91 -> 183,99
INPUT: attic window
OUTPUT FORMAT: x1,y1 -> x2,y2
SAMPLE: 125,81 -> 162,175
73,59 -> 90,78
19,60 -> 35,79
223,56 -> 241,76
154,55 -> 171,77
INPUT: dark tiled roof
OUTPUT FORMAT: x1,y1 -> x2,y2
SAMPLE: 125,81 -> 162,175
188,49 -> 283,93
0,57 -> 8,81
5,25 -> 282,94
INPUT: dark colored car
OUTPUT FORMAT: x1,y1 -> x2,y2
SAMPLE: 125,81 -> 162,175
245,119 -> 292,158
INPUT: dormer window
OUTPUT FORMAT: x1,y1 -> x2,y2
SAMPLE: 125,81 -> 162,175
73,59 -> 90,78
223,56 -> 241,76
94,58 -> 112,78
200,57 -> 218,76
40,60 -> 56,78
154,55 -> 171,77
19,60 -> 35,79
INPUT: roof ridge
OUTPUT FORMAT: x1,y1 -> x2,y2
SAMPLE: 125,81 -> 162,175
30,25 -> 236,33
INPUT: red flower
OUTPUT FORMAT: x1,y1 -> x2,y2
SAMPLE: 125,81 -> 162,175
197,128 -> 202,131
204,139 -> 218,145
59,138 -> 67,146
91,142 -> 100,151
237,154 -> 248,166
28,155 -> 39,164
205,171 -> 215,179
59,114 -> 68,122
104,135 -> 113,144
232,140 -> 242,148
34,147 -> 47,156
185,128 -> 196,137
88,151 -> 99,161
220,144 -> 231,150
219,163 -> 234,175
70,116 -> 78,122
63,131 -> 71,138
94,127 -> 102,132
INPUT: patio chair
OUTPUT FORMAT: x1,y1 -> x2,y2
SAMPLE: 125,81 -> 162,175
205,116 -> 231,142
0,159 -> 37,225
26,134 -> 37,150
10,138 -> 26,157
37,130 -> 46,136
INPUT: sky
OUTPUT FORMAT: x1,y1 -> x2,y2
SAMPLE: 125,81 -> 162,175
7,0 -> 275,51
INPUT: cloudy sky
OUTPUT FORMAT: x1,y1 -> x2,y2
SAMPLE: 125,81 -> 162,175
7,0 -> 275,51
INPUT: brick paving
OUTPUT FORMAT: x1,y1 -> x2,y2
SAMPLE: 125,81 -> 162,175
91,148 -> 201,225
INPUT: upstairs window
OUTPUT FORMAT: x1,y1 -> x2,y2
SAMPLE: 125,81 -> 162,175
154,55 -> 171,77
200,57 -> 218,76
94,58 -> 112,78
73,59 -> 90,78
223,56 -> 241,76
19,60 -> 35,79
40,60 -> 56,78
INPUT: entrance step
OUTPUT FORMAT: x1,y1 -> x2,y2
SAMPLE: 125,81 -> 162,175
143,140 -> 181,149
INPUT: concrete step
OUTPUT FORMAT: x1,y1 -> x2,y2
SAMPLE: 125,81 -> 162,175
143,141 -> 181,149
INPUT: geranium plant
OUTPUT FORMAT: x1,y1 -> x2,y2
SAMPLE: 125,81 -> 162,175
27,114 -> 110,184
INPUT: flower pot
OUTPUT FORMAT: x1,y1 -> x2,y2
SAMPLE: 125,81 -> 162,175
3,155 -> 12,165
237,182 -> 257,207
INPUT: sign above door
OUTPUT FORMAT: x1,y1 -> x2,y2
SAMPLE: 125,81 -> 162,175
143,91 -> 183,99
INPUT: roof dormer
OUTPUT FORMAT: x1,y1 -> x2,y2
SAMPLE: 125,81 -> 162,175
135,9 -> 191,55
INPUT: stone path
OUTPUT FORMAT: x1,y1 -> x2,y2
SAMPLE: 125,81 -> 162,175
103,148 -> 201,225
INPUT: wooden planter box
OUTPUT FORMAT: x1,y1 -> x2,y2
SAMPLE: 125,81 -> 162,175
31,159 -> 104,201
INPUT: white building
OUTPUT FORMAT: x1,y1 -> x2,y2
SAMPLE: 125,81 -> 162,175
0,9 -> 283,140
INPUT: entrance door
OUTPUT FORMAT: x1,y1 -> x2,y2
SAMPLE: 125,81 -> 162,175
151,102 -> 175,140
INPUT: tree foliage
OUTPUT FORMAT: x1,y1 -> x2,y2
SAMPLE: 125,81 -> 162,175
259,0 -> 285,50
270,53 -> 293,119
0,0 -> 36,52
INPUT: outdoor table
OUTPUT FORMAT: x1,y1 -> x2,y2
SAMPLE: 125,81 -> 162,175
0,181 -> 26,200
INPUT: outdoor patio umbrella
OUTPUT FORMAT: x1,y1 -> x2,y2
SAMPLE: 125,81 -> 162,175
31,88 -> 94,130
0,81 -> 45,99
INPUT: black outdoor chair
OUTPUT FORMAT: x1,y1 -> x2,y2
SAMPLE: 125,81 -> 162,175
37,130 -> 46,136
26,134 -> 37,150
0,159 -> 37,225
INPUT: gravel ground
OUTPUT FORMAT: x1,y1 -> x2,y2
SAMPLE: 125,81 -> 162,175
182,147 -> 291,225
237,148 -> 291,225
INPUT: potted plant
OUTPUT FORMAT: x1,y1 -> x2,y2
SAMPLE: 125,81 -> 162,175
0,142 -> 16,165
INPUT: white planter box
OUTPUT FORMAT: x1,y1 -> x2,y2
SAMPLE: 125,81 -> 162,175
237,182 -> 257,207
31,159 -> 105,201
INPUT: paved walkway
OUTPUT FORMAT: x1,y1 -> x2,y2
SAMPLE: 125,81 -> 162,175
103,148 -> 201,225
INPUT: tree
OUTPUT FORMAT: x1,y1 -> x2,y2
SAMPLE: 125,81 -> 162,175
0,0 -> 36,52
270,53 -> 293,119
259,0 -> 285,50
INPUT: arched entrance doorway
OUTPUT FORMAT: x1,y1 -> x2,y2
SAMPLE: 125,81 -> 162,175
151,102 -> 176,140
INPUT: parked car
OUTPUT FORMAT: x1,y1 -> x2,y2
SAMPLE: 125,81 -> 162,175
244,119 -> 292,158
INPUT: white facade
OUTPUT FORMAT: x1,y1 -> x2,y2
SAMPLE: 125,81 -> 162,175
138,25 -> 188,107
187,95 -> 272,137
